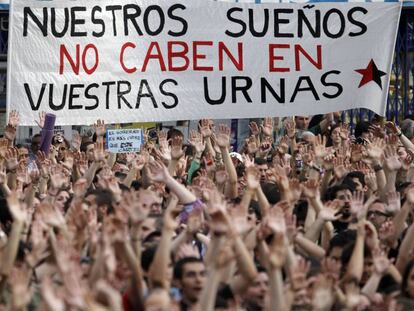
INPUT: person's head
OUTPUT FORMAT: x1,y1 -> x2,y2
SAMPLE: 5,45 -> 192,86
295,116 -> 310,130
55,189 -> 71,213
18,146 -> 30,166
255,158 -> 268,182
354,121 -> 372,141
52,134 -> 70,162
260,182 -> 281,205
30,134 -> 41,154
215,285 -> 237,311
141,215 -> 162,241
247,201 -> 261,226
402,258 -> 414,298
243,268 -> 269,309
138,189 -> 163,215
173,257 -> 206,304
401,119 -> 414,140
325,184 -> 353,222
84,189 -> 115,220
167,128 -> 184,141
343,171 -> 366,192
81,140 -> 95,162
327,230 -> 356,261
328,124 -> 342,146
367,200 -> 389,230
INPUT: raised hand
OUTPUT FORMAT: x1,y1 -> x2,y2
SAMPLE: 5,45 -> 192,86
35,111 -> 46,129
246,166 -> 260,190
313,135 -> 328,164
93,140 -> 106,162
71,131 -> 82,151
350,191 -> 365,220
261,117 -> 274,137
5,147 -> 19,171
285,118 -> 296,139
7,191 -> 26,222
333,155 -> 349,180
215,166 -> 229,186
8,110 -> 20,128
319,200 -> 342,221
199,119 -> 213,138
216,124 -> 231,149
249,121 -> 260,137
206,189 -> 230,235
302,179 -> 320,200
384,146 -> 402,171
147,159 -> 170,183
372,248 -> 392,275
386,191 -> 401,214
94,119 -> 106,137
171,136 -> 185,160
364,137 -> 385,162
188,129 -> 205,155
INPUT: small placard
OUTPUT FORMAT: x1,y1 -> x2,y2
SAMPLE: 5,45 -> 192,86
106,128 -> 143,153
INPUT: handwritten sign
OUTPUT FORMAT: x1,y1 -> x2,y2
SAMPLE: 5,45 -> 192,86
106,128 -> 143,153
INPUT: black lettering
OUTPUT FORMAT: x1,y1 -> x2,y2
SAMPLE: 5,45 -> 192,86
290,76 -> 320,102
204,76 -> 226,105
225,8 -> 246,38
348,7 -> 367,37
231,76 -> 252,103
68,84 -> 83,109
24,83 -> 46,110
49,84 -> 67,111
85,83 -> 99,110
323,9 -> 345,39
298,9 -> 321,38
274,9 -> 294,38
23,7 -> 48,37
168,4 -> 188,36
70,7 -> 87,37
106,5 -> 122,36
123,4 -> 142,36
160,79 -> 179,109
260,78 -> 285,103
117,81 -> 132,109
321,70 -> 343,99
248,8 -> 269,37
51,8 -> 69,37
91,6 -> 105,37
102,81 -> 116,109
143,5 -> 165,36
136,80 -> 157,108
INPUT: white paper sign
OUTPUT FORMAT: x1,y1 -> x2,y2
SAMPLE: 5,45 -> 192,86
106,128 -> 143,153
7,0 -> 401,125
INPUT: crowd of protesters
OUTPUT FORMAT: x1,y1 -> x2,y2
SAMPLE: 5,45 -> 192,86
1,111 -> 414,310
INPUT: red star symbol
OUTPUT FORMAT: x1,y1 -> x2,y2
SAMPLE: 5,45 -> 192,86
355,59 -> 386,89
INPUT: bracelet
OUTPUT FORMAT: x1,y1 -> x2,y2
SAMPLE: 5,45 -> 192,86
397,131 -> 403,137
373,164 -> 383,172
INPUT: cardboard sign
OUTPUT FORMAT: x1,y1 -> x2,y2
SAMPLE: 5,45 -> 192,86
106,128 -> 143,153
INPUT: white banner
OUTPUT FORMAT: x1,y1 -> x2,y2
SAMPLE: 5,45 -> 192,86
7,0 -> 401,125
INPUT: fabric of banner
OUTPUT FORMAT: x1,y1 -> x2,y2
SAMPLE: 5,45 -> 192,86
7,0 -> 401,125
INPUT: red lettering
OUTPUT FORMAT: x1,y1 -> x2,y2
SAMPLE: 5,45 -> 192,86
120,42 -> 137,74
59,44 -> 80,75
193,41 -> 213,71
268,44 -> 290,72
294,44 -> 322,71
142,42 -> 166,72
82,44 -> 99,75
218,42 -> 243,71
168,41 -> 189,71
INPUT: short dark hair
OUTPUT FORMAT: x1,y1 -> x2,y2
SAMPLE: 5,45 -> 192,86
354,121 -> 370,138
80,140 -> 94,153
344,171 -> 366,187
173,257 -> 203,280
260,182 -> 281,204
85,189 -> 115,214
327,230 -> 356,255
324,184 -> 353,201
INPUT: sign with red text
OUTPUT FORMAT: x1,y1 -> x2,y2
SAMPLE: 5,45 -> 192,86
7,0 -> 401,125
